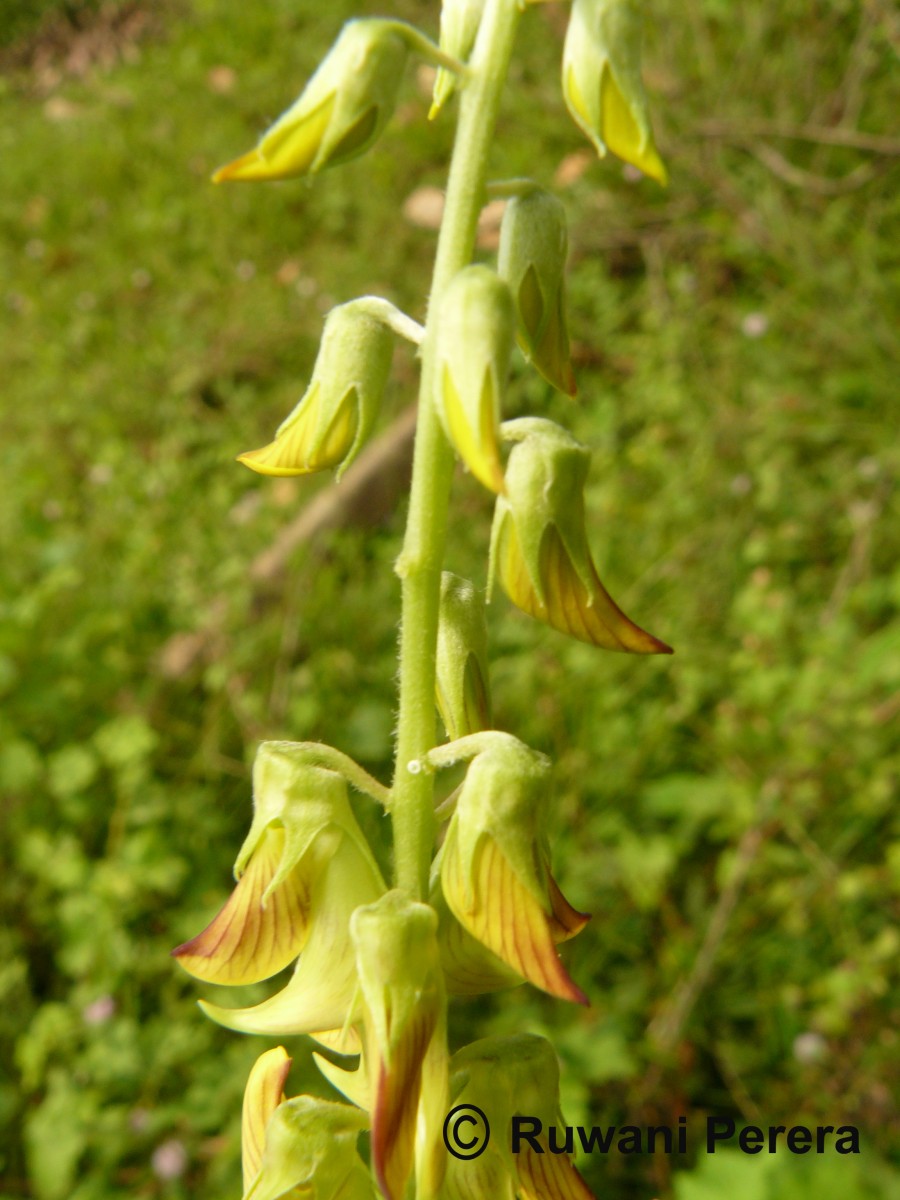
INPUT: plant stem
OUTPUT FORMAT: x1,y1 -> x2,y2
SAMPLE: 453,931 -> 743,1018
390,0 -> 522,899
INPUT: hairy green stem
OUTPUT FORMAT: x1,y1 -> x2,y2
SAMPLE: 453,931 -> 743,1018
391,0 -> 522,898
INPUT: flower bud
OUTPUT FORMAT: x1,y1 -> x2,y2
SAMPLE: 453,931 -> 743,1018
435,266 -> 515,494
214,20 -> 411,182
350,892 -> 448,1200
182,744 -> 384,1049
444,1035 -> 596,1200
244,1093 -> 371,1200
238,300 -> 394,480
430,0 -> 485,118
438,732 -> 589,1003
436,573 -> 491,741
562,0 -> 668,185
498,189 -> 577,396
490,418 -> 672,653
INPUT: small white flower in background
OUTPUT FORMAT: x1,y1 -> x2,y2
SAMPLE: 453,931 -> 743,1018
82,995 -> 116,1025
151,1139 -> 188,1181
741,311 -> 769,338
793,1031 -> 828,1065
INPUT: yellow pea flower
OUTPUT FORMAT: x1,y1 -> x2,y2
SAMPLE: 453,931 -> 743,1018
490,419 -> 673,653
438,733 -> 589,1004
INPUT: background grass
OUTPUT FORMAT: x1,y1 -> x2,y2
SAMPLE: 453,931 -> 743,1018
1,0 -> 898,1197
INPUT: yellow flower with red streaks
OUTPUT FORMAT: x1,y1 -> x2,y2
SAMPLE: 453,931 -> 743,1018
437,733 -> 589,1004
173,742 -> 384,1050
490,418 -> 673,654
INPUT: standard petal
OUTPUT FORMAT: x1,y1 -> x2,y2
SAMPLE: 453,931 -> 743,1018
501,520 -> 672,654
172,827 -> 310,986
443,829 -> 587,1005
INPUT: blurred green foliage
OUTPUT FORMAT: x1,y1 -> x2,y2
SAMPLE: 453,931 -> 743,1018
1,0 -> 898,1197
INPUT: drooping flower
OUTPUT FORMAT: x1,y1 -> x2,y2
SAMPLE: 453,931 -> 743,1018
498,188 -> 577,396
174,742 -> 384,1050
438,733 -> 589,1004
435,572 -> 492,741
435,265 -> 515,494
562,0 -> 668,185
237,300 -> 394,480
214,20 -> 411,183
490,418 -> 673,653
350,891 -> 448,1200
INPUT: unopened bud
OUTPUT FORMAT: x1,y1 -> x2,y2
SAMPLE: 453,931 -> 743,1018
498,188 -> 576,395
435,266 -> 515,494
562,0 -> 668,185
436,572 -> 492,740
430,0 -> 486,118
238,300 -> 393,480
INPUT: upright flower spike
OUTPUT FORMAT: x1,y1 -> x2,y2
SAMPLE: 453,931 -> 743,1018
438,733 -> 590,1004
238,300 -> 394,481
434,265 -> 515,494
435,572 -> 491,741
444,1035 -> 596,1200
490,418 -> 673,653
244,1094 -> 372,1200
350,892 -> 448,1200
498,189 -> 577,396
430,0 -> 485,118
562,0 -> 668,185
177,743 -> 384,1048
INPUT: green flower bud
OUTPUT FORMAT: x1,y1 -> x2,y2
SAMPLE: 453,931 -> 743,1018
350,892 -> 447,1200
435,266 -> 515,494
214,20 -> 411,182
498,189 -> 577,396
562,0 -> 668,185
244,1094 -> 370,1200
438,732 -> 589,1003
436,572 -> 492,741
430,0 -> 486,118
445,1035 -> 596,1200
489,418 -> 673,653
238,300 -> 394,481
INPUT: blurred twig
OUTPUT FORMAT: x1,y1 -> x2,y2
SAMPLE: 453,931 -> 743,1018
695,119 -> 900,156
